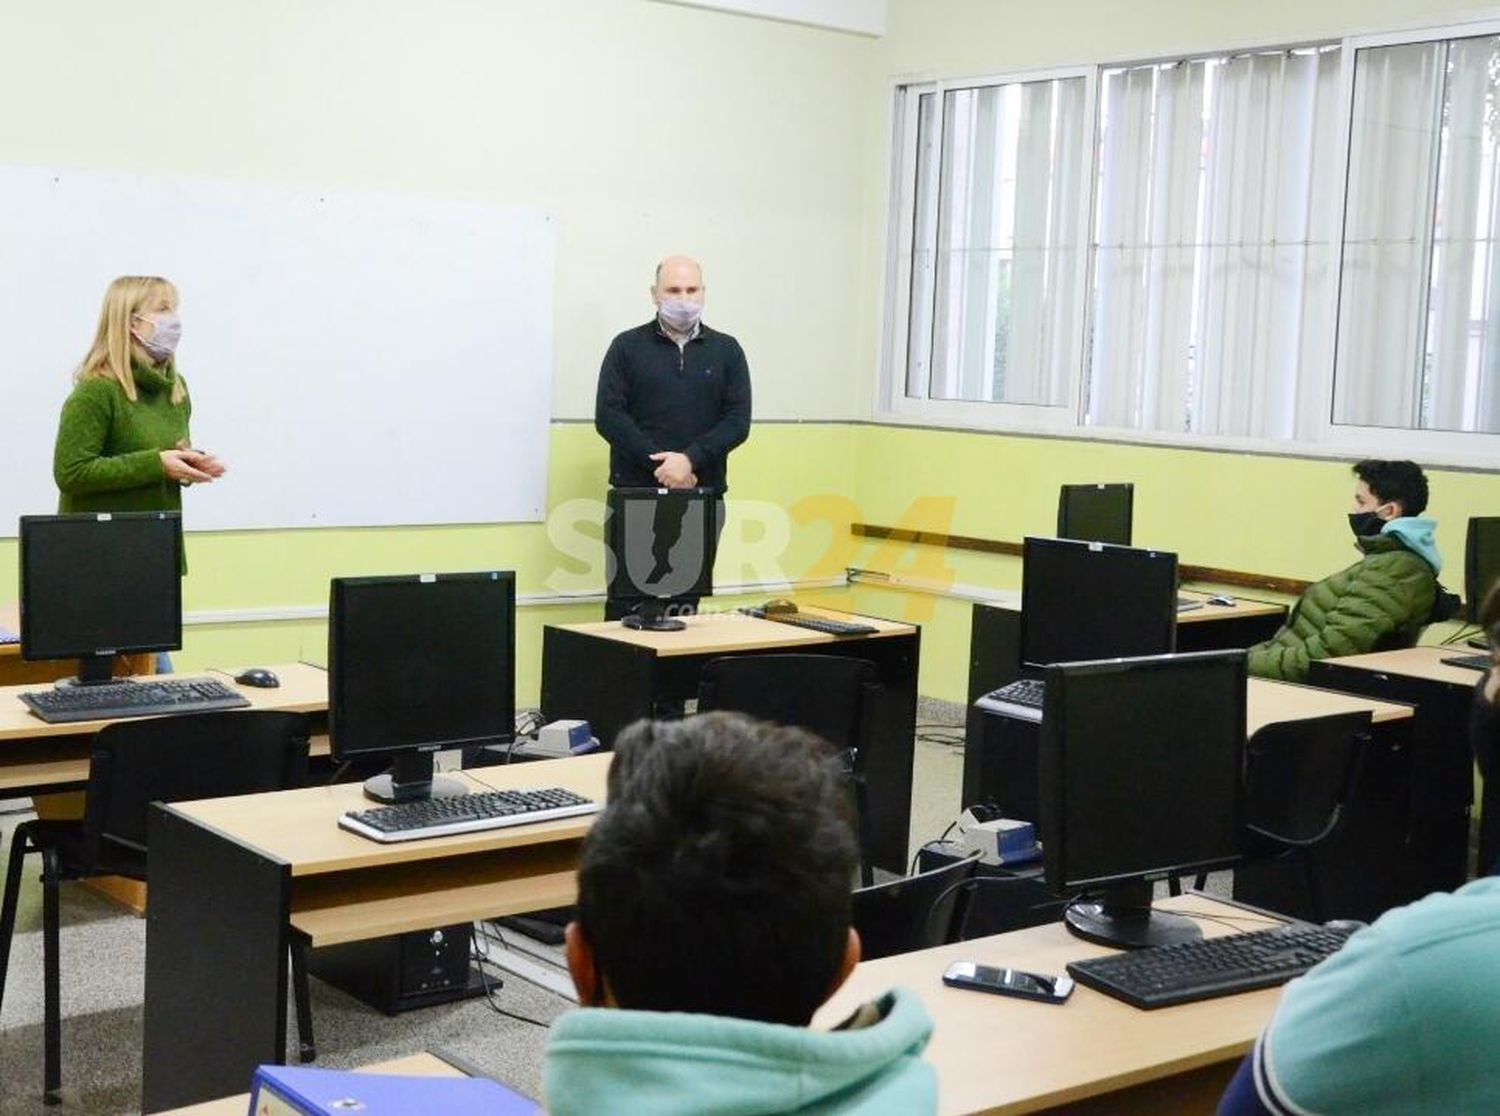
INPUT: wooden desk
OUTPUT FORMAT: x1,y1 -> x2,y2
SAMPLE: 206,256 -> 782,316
816,893 -> 1283,1115
541,606 -> 920,873
141,753 -> 609,1112
0,661 -> 329,797
1311,645 -> 1485,882
162,1051 -> 467,1116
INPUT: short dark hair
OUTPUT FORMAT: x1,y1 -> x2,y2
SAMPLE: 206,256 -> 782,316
576,712 -> 858,1025
1353,459 -> 1429,517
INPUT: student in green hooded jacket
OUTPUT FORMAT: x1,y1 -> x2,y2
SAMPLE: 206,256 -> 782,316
1247,460 -> 1440,684
545,712 -> 936,1116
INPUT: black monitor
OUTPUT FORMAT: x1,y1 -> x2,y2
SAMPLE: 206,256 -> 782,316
1019,536 -> 1178,670
329,572 -> 516,803
19,512 -> 182,685
1039,650 -> 1247,949
1057,483 -> 1134,546
605,487 -> 720,632
1465,517 -> 1500,625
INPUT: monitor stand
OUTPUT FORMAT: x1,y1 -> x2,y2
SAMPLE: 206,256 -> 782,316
1064,880 -> 1202,949
54,654 -> 123,689
621,599 -> 686,633
362,750 -> 467,805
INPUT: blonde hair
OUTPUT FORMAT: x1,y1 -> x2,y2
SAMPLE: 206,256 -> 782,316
74,276 -> 185,405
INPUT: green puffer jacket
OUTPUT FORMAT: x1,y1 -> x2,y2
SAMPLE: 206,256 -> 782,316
1247,521 -> 1440,684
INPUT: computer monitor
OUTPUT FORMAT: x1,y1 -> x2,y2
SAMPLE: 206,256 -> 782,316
328,571 -> 516,804
19,511 -> 183,685
1018,536 -> 1178,670
1465,517 -> 1500,625
1057,483 -> 1134,546
605,487 -> 720,632
1038,649 -> 1247,949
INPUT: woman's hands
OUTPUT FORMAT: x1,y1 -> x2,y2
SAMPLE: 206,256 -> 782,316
160,446 -> 226,485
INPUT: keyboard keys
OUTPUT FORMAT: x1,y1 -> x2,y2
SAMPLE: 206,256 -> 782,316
339,787 -> 601,843
20,677 -> 251,724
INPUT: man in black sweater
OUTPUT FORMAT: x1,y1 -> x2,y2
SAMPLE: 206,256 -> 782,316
595,256 -> 752,622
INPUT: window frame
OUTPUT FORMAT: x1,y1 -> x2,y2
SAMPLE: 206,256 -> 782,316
874,21 -> 1500,470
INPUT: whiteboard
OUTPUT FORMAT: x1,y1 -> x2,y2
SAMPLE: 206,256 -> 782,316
0,164 -> 554,533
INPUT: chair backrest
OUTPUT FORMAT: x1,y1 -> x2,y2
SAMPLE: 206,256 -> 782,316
1244,710 -> 1374,849
852,853 -> 980,961
695,654 -> 880,753
82,710 -> 311,873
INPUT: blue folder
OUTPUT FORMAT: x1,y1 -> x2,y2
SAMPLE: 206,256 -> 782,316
248,1063 -> 539,1116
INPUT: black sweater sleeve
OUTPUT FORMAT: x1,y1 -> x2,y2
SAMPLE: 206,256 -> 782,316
594,336 -> 657,470
684,337 -> 751,475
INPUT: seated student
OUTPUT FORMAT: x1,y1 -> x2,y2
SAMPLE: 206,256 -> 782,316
1247,459 -> 1440,683
1217,877 -> 1500,1115
545,712 -> 936,1116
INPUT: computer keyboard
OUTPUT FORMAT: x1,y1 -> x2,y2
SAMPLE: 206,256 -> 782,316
740,607 -> 878,636
1441,653 -> 1491,672
20,677 -> 251,724
339,787 -> 601,842
989,678 -> 1046,708
1176,595 -> 1203,612
1066,921 -> 1359,1009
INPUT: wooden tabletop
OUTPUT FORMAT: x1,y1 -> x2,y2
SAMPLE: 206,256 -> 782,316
556,605 -> 915,657
1175,590 -> 1286,625
170,752 -> 609,878
160,1051 -> 466,1115
1321,644 -> 1489,687
815,894 -> 1284,1116
0,661 -> 328,743
1246,676 -> 1412,734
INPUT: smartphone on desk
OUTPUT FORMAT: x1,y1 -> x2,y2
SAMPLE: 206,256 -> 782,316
942,961 -> 1073,1004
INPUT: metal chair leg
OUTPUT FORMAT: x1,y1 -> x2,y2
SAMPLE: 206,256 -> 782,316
41,846 -> 61,1105
0,820 -> 36,1018
290,939 -> 316,1063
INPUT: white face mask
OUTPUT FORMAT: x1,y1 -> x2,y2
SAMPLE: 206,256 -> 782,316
132,312 -> 182,361
657,297 -> 702,335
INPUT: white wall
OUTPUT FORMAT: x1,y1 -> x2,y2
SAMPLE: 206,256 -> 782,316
0,0 -> 874,421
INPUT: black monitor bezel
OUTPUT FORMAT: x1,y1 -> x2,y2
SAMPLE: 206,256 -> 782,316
1038,649 -> 1248,894
327,570 -> 517,765
604,486 -> 720,606
1465,516 -> 1500,624
1018,535 -> 1178,671
18,511 -> 184,662
1056,483 -> 1134,546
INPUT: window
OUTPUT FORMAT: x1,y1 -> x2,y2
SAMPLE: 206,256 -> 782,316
1087,47 -> 1342,439
1335,32 -> 1500,434
890,72 -> 1091,410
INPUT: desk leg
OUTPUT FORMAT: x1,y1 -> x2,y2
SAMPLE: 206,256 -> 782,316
964,605 -> 1021,806
142,806 -> 290,1113
542,628 -> 655,750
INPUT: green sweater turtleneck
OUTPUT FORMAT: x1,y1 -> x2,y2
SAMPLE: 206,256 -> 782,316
53,361 -> 192,516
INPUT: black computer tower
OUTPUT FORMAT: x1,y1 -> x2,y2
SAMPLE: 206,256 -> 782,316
307,924 -> 484,1014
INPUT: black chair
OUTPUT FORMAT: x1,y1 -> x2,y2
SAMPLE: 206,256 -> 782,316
1182,710 -> 1373,920
696,653 -> 882,884
852,851 -> 981,961
0,710 -> 311,1104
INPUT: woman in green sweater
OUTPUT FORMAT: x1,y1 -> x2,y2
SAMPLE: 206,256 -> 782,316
52,275 -> 225,669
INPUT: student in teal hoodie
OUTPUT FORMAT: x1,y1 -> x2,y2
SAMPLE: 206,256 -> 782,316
545,713 -> 937,1116
1248,460 -> 1441,683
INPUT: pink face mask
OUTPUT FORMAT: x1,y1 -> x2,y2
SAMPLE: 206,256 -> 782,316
657,297 -> 702,334
132,312 -> 182,360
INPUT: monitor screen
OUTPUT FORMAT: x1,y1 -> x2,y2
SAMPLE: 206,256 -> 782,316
1019,537 -> 1177,670
328,572 -> 516,764
20,512 -> 182,662
1057,483 -> 1133,546
1466,517 -> 1500,624
1038,650 -> 1246,947
605,487 -> 719,605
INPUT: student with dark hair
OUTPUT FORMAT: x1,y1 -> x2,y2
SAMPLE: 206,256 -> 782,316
1247,459 -> 1441,683
544,712 -> 936,1115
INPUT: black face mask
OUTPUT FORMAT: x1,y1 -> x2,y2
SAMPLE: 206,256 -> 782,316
1348,511 -> 1386,539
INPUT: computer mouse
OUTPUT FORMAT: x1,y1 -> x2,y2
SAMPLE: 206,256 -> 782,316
1322,918 -> 1368,934
763,598 -> 799,615
1206,594 -> 1237,607
234,667 -> 280,689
